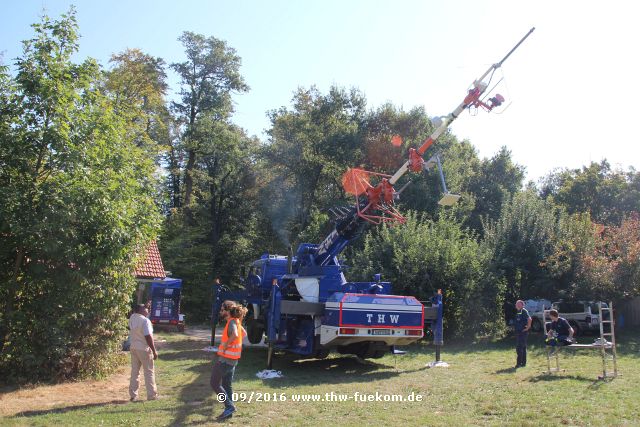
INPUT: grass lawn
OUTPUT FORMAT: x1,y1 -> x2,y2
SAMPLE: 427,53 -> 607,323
1,327 -> 638,426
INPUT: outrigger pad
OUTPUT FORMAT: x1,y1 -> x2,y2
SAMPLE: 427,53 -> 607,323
438,193 -> 461,206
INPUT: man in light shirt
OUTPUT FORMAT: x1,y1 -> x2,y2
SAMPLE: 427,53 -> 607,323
128,304 -> 159,401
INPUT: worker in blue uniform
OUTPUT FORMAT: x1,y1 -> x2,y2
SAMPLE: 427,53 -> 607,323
514,300 -> 532,368
545,309 -> 574,347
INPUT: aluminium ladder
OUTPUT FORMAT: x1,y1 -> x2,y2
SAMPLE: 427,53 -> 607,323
544,301 -> 618,379
597,301 -> 618,379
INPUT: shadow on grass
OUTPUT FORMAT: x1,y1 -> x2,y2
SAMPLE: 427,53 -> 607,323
11,400 -> 130,418
244,348 -> 429,389
427,325 -> 640,358
163,345 -> 219,426
494,367 -> 518,374
527,372 -> 596,383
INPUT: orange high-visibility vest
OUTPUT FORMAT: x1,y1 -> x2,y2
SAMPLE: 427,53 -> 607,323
217,318 -> 243,360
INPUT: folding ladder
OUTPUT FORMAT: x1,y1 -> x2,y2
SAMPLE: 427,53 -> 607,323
544,302 -> 618,379
598,301 -> 618,379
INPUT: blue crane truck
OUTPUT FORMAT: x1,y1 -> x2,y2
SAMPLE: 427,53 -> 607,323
213,208 -> 441,367
212,28 -> 534,367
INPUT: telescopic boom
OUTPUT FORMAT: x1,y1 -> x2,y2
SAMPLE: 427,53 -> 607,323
388,27 -> 535,186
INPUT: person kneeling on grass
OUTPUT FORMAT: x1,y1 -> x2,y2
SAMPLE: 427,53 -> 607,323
211,301 -> 247,421
545,309 -> 575,347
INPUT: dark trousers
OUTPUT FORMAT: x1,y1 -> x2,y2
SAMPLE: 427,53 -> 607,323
516,332 -> 528,366
210,359 -> 236,409
546,335 -> 571,346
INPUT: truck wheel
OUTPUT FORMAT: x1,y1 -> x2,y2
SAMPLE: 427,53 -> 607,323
531,318 -> 542,333
246,319 -> 264,344
370,348 -> 387,359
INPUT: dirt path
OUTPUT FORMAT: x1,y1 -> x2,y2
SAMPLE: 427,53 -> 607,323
0,333 -> 180,418
0,367 -> 131,417
0,327 -> 264,418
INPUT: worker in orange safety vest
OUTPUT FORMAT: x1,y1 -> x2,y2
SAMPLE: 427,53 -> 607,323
211,300 -> 247,421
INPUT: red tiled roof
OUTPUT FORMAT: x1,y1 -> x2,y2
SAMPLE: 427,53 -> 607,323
134,240 -> 166,279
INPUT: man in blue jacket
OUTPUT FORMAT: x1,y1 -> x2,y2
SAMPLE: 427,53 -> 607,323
514,300 -> 532,368
546,309 -> 574,347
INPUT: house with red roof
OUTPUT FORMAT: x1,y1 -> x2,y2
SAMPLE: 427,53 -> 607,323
133,240 -> 167,304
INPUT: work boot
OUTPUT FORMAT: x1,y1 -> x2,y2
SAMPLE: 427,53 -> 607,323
217,406 -> 236,421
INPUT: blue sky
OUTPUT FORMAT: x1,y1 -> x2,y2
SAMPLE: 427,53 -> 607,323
3,0 -> 639,182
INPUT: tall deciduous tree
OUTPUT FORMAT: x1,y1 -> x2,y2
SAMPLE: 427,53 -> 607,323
0,10 -> 160,382
482,190 -> 558,302
540,160 -> 640,225
159,122 -> 264,320
105,48 -> 177,212
106,48 -> 170,152
171,32 -> 249,212
264,86 -> 366,243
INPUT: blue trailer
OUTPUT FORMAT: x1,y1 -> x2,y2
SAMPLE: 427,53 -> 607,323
149,278 -> 185,332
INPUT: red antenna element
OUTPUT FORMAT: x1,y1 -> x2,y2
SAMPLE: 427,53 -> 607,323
341,168 -> 406,224
408,148 -> 425,172
342,168 -> 371,196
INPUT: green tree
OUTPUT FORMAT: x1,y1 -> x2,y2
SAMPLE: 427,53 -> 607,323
0,10 -> 160,382
264,85 -> 366,243
348,212 -> 502,337
106,48 -> 169,150
106,48 -> 175,212
482,190 -> 558,302
171,32 -> 249,212
160,123 -> 265,320
540,160 -> 640,225
159,33 -> 263,321
542,212 -> 596,298
466,146 -> 525,233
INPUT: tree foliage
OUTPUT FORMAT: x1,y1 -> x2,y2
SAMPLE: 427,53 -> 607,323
171,32 -> 249,212
466,146 -> 525,232
106,48 -> 171,156
264,86 -> 366,243
482,191 -> 559,302
546,214 -> 640,301
157,32 -> 262,321
159,122 -> 264,320
347,212 -> 503,337
540,160 -> 640,225
0,9 -> 160,383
